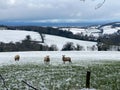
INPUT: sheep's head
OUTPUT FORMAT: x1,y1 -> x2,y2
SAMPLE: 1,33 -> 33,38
62,55 -> 65,57
46,55 -> 49,58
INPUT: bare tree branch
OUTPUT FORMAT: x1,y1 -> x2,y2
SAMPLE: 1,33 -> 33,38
95,0 -> 106,9
0,74 -> 8,90
80,0 -> 106,9
22,80 -> 38,90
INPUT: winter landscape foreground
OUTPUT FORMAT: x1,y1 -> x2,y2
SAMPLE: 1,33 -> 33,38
0,51 -> 120,90
0,51 -> 120,66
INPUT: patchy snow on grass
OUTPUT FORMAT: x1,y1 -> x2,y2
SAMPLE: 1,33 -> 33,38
81,88 -> 96,90
61,25 -> 120,38
0,51 -> 120,90
60,27 -> 100,37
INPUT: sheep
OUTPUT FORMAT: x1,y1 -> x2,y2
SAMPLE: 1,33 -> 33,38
44,55 -> 50,64
14,55 -> 20,61
62,55 -> 72,64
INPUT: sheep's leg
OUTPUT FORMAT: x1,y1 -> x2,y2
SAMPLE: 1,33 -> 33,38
69,61 -> 72,64
47,61 -> 49,65
48,61 -> 50,65
44,61 -> 46,64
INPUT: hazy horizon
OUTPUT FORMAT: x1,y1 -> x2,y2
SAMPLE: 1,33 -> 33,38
0,0 -> 120,25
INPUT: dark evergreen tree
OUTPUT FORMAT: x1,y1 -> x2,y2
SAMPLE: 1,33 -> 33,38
62,42 -> 75,51
49,44 -> 58,51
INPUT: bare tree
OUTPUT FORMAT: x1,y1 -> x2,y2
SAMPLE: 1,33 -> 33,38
95,0 -> 106,9
40,33 -> 45,43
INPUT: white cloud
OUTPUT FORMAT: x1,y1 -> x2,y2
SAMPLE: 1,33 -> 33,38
9,0 -> 16,5
0,0 -> 120,22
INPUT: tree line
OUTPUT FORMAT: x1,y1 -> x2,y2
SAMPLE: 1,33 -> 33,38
0,35 -> 58,52
97,30 -> 120,51
0,35 -> 97,52
6,26 -> 97,42
1,25 -> 120,51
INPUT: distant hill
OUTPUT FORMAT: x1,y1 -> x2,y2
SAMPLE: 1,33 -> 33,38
0,22 -> 120,51
1,22 -> 120,42
60,22 -> 120,37
0,30 -> 97,51
0,30 -> 41,43
0,21 -> 105,27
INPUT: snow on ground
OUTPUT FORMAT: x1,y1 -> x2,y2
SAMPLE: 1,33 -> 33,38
45,34 -> 97,50
81,88 -> 96,90
69,28 -> 86,34
0,51 -> 120,66
61,25 -> 120,38
0,30 -> 97,51
60,27 -> 101,38
0,30 -> 41,43
103,28 -> 118,34
101,25 -> 119,34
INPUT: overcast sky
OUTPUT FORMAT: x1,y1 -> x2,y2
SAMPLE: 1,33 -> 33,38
0,0 -> 120,23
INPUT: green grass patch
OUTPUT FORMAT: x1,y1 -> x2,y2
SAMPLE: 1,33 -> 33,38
0,61 -> 120,90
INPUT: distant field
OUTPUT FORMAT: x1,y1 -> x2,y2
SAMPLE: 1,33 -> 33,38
0,61 -> 120,90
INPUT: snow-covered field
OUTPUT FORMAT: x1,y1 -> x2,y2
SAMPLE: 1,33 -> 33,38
60,27 -> 101,37
61,27 -> 86,34
60,24 -> 120,38
0,51 -> 120,90
0,29 -> 119,90
45,35 -> 97,50
101,25 -> 119,34
0,25 -> 120,90
0,30 -> 97,51
0,51 -> 120,66
0,30 -> 41,43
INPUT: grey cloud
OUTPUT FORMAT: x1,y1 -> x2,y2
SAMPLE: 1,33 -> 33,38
0,0 -> 120,22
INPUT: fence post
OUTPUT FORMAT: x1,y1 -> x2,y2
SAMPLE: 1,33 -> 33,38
86,71 -> 91,88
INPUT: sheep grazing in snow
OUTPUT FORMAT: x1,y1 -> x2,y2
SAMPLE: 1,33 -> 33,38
14,55 -> 20,61
44,55 -> 50,64
62,55 -> 72,64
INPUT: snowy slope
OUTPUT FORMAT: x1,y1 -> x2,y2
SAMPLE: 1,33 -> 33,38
45,34 -> 97,50
60,27 -> 101,38
101,25 -> 119,34
61,27 -> 86,34
0,30 -> 97,51
60,23 -> 120,37
0,30 -> 41,43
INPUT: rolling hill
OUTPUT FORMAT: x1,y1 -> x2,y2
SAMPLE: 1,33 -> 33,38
0,29 -> 97,51
60,22 -> 120,38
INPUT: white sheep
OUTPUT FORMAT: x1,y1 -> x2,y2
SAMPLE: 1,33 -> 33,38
44,55 -> 50,64
14,55 -> 20,61
62,55 -> 72,64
